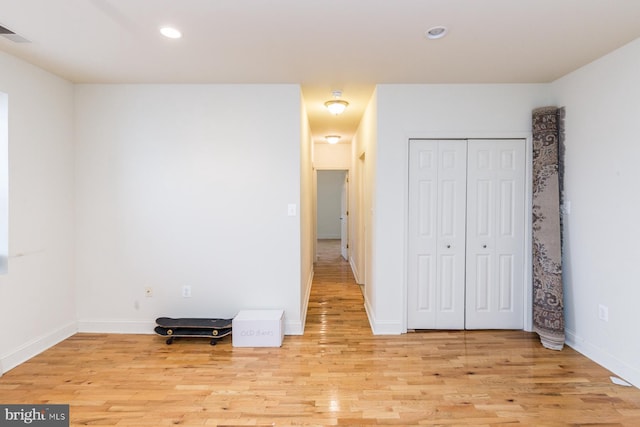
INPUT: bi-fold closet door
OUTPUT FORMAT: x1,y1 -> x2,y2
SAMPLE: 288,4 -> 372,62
407,139 -> 525,330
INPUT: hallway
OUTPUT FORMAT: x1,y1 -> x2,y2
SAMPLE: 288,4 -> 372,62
307,239 -> 370,345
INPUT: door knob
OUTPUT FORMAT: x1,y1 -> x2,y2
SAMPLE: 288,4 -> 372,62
446,245 -> 451,249
482,244 -> 487,248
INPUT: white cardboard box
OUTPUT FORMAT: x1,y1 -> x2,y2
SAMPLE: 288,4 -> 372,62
232,309 -> 284,347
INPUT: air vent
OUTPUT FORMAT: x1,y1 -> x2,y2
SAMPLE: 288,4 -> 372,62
0,24 -> 30,43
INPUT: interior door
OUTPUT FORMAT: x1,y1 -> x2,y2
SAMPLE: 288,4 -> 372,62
408,140 -> 467,329
340,172 -> 348,261
465,139 -> 525,329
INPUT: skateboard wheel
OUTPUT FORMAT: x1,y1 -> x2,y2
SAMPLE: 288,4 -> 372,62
212,329 -> 219,336
167,329 -> 173,335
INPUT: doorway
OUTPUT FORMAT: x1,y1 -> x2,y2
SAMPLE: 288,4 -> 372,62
316,170 -> 349,261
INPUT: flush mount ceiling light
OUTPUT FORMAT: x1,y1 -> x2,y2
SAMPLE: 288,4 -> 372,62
324,90 -> 349,115
324,135 -> 340,144
425,26 -> 448,40
160,26 -> 182,39
325,135 -> 341,144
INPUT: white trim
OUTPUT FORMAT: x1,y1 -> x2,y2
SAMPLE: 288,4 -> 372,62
79,314 -> 309,337
523,135 -> 533,332
349,256 -> 362,284
291,270 -> 314,336
317,234 -> 341,239
365,298 -> 403,335
1,321 -> 77,375
566,329 -> 639,389
314,166 -> 352,172
285,319 -> 304,335
78,320 -> 155,334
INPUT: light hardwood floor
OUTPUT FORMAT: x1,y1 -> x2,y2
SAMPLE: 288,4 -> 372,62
2,239 -> 640,426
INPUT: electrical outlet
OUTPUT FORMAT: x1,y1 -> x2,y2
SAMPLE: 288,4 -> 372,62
182,285 -> 192,298
598,304 -> 609,322
144,287 -> 153,297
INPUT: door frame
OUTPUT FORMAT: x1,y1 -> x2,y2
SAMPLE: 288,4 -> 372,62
314,168 -> 350,262
340,172 -> 349,261
403,132 -> 533,333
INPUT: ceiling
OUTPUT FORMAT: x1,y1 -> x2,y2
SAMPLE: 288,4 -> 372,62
2,1 -> 640,145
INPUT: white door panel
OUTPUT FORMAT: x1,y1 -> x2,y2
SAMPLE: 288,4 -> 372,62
408,140 -> 466,329
416,254 -> 433,311
466,139 -> 525,329
408,140 -> 438,327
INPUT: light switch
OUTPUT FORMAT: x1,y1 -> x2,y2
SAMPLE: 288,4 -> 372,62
287,204 -> 297,216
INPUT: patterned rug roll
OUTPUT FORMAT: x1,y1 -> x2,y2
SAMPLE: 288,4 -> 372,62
532,106 -> 565,350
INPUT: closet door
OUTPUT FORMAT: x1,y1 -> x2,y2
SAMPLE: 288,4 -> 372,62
408,140 -> 467,329
465,139 -> 525,329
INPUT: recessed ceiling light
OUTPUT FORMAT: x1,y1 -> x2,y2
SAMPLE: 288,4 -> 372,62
425,26 -> 448,40
160,27 -> 182,39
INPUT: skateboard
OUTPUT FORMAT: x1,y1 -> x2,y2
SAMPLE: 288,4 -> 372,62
154,317 -> 233,345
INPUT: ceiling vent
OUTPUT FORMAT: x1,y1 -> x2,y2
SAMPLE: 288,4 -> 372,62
0,24 -> 30,43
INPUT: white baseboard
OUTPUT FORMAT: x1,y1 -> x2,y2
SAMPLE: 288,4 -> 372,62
78,320 -> 156,334
349,256 -> 362,284
1,321 -> 77,375
285,270 -> 313,336
80,309 -> 311,338
364,298 -> 402,335
285,320 -> 303,335
566,329 -> 639,388
302,270 -> 314,334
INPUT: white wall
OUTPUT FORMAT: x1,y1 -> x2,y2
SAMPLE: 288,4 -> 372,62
0,52 -> 76,374
370,84 -> 553,334
0,92 -> 7,274
351,89 -> 378,301
317,170 -> 346,239
551,37 -> 640,387
314,142 -> 351,170
299,95 -> 314,333
74,84 -> 305,334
